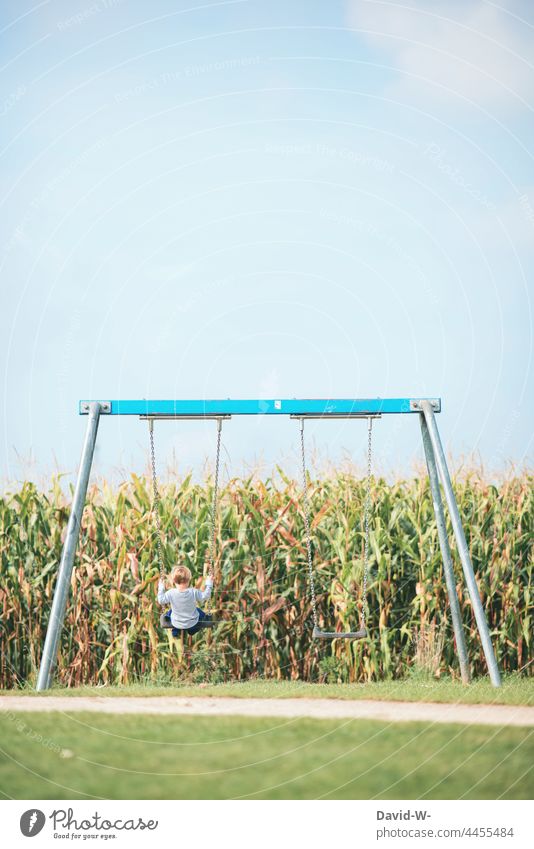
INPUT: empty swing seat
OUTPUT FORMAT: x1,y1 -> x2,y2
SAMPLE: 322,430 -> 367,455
312,626 -> 367,641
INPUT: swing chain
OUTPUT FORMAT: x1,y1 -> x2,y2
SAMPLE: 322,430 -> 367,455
299,418 -> 319,628
148,420 -> 165,583
207,418 -> 223,613
360,416 -> 373,630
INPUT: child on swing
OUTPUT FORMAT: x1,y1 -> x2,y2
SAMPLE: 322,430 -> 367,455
158,561 -> 213,637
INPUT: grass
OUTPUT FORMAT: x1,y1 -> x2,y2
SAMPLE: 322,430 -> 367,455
3,676 -> 534,706
0,711 -> 531,800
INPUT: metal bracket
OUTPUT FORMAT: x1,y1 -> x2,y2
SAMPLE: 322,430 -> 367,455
80,401 -> 111,414
290,413 -> 382,420
410,399 -> 441,413
139,414 -> 232,422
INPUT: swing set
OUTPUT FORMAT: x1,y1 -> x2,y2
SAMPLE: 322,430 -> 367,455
149,417 -> 222,633
36,398 -> 502,690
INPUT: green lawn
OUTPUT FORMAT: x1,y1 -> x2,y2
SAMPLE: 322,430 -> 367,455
0,711 -> 531,800
4,676 -> 533,705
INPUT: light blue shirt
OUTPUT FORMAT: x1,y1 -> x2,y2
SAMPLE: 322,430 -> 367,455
157,578 -> 213,629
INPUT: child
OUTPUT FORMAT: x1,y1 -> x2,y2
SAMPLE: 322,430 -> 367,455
158,564 -> 213,636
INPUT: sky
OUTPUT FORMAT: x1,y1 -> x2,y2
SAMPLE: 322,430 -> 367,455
1,0 -> 533,488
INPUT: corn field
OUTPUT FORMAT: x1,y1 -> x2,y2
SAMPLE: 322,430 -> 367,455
0,471 -> 532,688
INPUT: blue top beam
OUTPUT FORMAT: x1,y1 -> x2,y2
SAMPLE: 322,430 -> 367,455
79,398 -> 441,416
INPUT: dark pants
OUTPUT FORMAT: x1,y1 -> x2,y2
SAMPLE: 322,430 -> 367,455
164,607 -> 211,637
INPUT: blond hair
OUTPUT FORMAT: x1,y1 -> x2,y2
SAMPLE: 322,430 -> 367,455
171,565 -> 192,586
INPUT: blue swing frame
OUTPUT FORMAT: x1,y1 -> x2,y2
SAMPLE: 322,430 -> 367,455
35,396 -> 504,690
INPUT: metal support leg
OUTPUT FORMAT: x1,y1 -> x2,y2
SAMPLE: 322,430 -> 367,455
421,401 -> 501,687
420,415 -> 470,684
36,402 -> 102,690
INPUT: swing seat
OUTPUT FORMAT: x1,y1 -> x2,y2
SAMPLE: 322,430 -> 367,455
312,626 -> 367,641
160,613 -> 220,631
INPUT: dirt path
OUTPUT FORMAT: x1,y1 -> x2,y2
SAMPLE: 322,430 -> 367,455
1,696 -> 533,727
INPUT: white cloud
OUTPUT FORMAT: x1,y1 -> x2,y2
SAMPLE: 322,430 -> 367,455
347,0 -> 534,110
